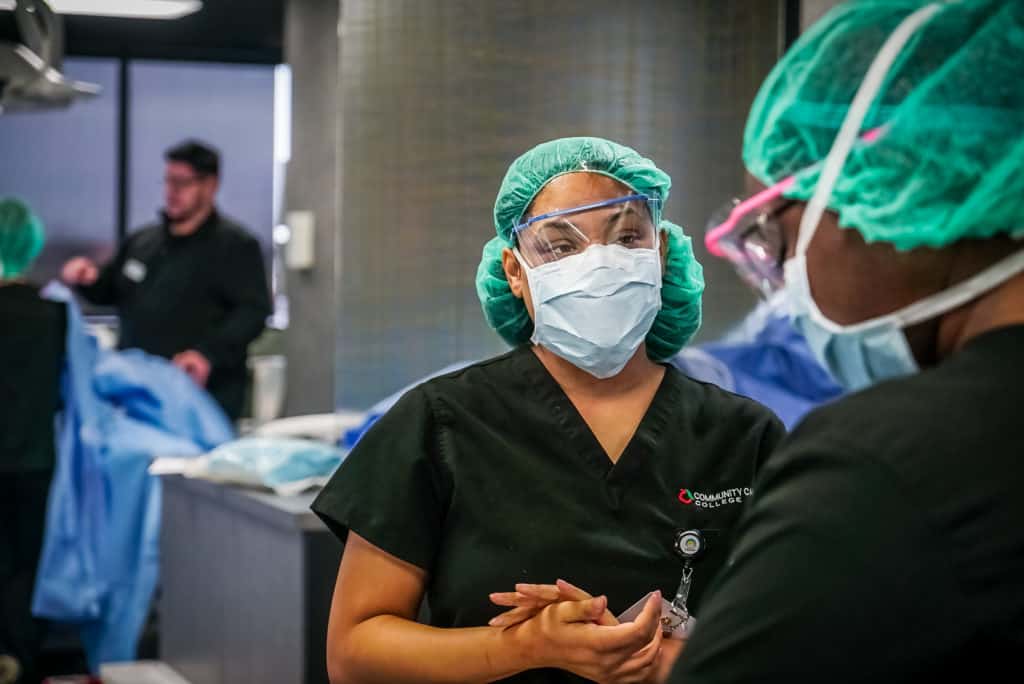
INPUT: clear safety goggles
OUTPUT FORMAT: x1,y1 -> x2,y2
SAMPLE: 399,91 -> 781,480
704,183 -> 796,298
512,194 -> 661,268
704,127 -> 886,298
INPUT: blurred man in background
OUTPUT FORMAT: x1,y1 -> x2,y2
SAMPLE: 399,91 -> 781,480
62,140 -> 270,420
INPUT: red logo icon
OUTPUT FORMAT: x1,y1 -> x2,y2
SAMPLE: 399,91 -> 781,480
678,488 -> 694,505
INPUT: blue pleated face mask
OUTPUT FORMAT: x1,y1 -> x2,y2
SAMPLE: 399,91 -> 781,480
783,255 -> 918,391
516,243 -> 662,379
784,249 -> 1024,392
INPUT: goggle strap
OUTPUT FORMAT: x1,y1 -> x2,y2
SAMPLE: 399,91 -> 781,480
512,193 -> 654,235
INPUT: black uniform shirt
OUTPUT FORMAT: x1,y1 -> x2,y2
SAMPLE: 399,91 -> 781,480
0,283 -> 65,472
674,324 -> 1024,684
77,210 -> 270,418
313,346 -> 784,683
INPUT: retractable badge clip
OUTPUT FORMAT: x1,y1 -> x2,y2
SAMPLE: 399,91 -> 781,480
666,529 -> 706,629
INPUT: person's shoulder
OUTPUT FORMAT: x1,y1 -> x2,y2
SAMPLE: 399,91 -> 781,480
0,282 -> 42,300
132,222 -> 162,235
0,283 -> 67,327
789,365 -> 956,452
416,350 -> 524,398
402,350 -> 541,420
126,223 -> 162,246
211,213 -> 260,246
362,353 -> 523,423
775,363 -> 992,496
671,366 -> 783,431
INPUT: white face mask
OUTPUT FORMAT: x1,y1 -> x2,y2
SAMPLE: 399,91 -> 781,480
516,243 -> 662,379
781,2 -> 1024,391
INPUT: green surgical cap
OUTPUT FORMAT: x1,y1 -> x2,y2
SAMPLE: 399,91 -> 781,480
478,136 -> 704,359
493,136 -> 672,243
0,198 -> 45,279
744,0 -> 1024,250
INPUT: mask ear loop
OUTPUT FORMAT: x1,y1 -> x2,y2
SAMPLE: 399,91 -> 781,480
795,2 -> 947,259
512,246 -> 529,271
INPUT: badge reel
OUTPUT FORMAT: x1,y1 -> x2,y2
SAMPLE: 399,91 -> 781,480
616,529 -> 707,638
664,529 -> 705,632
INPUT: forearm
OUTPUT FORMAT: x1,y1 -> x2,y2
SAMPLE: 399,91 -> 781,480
331,615 -> 539,684
76,273 -> 116,305
72,252 -> 123,305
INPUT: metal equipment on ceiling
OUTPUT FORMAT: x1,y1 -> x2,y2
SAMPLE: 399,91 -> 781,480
0,0 -> 100,114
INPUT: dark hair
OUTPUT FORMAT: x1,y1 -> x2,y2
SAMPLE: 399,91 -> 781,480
165,140 -> 220,177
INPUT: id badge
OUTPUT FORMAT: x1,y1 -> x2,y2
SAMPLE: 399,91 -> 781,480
123,258 -> 147,283
617,592 -> 696,640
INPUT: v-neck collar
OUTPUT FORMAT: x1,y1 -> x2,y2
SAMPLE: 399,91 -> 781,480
517,345 -> 681,483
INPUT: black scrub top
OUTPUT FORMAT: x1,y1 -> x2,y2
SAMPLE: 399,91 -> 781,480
672,324 -> 1024,683
313,346 -> 784,684
0,283 -> 65,473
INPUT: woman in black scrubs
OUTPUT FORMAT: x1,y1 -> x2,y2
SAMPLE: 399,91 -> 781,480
0,198 -> 65,684
313,137 -> 784,684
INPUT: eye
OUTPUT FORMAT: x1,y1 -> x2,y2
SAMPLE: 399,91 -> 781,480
549,241 -> 580,257
614,228 -> 644,246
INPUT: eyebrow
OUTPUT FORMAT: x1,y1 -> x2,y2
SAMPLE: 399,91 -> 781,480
605,205 -> 639,224
535,217 -> 577,232
537,204 -> 640,228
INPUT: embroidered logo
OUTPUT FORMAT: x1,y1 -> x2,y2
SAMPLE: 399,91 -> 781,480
678,487 -> 752,509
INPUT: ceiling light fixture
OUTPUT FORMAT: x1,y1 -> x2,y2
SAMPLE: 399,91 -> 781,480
0,0 -> 203,20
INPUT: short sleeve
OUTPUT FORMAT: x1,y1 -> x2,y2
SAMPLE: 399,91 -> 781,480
311,386 -> 451,571
77,237 -> 130,306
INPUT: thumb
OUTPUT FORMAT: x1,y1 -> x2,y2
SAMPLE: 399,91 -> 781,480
557,595 -> 608,625
555,579 -> 593,601
587,596 -> 608,621
555,580 -> 619,626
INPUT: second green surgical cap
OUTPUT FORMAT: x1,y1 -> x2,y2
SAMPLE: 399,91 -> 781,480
0,198 -> 45,279
477,136 -> 704,359
744,0 -> 1024,251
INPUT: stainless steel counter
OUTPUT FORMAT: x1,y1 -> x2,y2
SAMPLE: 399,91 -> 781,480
159,475 -> 342,684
